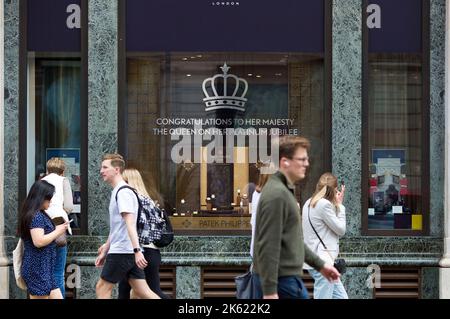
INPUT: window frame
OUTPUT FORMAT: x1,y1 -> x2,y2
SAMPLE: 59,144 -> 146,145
117,0 -> 333,235
361,0 -> 430,236
18,0 -> 89,235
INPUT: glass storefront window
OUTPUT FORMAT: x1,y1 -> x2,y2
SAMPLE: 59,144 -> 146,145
366,53 -> 425,232
22,0 -> 85,232
125,52 -> 327,234
27,54 -> 82,231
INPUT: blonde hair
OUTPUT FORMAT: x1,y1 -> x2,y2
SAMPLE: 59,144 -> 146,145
310,172 -> 339,211
46,157 -> 66,175
102,153 -> 125,173
255,173 -> 270,193
122,168 -> 150,198
255,160 -> 277,192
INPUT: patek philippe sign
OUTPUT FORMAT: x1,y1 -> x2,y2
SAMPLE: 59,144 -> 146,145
170,216 -> 251,230
126,0 -> 325,52
28,0 -> 81,52
367,0 -> 422,53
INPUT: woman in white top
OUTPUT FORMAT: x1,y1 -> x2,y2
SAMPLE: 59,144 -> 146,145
302,172 -> 348,299
250,173 -> 270,257
41,157 -> 73,298
117,168 -> 168,299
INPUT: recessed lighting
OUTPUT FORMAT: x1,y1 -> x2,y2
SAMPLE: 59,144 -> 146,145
190,56 -> 196,59
186,74 -> 192,77
256,75 -> 262,78
248,73 -> 253,76
275,73 -> 282,76
182,57 -> 188,61
196,55 -> 202,58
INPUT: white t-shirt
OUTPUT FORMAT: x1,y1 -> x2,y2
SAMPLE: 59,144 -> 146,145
108,181 -> 139,254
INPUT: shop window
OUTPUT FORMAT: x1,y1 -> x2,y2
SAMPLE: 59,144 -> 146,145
366,54 -> 425,232
27,56 -> 82,231
22,0 -> 85,233
363,0 -> 429,234
125,53 -> 327,234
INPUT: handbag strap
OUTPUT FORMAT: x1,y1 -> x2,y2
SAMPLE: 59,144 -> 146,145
307,204 -> 328,250
307,204 -> 336,262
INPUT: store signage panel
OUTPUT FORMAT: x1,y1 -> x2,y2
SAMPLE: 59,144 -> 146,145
170,216 -> 251,230
126,0 -> 324,52
368,0 -> 422,53
28,0 -> 81,52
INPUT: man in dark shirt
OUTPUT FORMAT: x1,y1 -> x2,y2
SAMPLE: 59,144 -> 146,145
253,136 -> 341,299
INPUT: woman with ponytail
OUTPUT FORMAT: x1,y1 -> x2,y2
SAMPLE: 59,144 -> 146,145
302,172 -> 348,299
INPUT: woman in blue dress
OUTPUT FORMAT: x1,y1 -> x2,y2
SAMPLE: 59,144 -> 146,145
17,180 -> 69,299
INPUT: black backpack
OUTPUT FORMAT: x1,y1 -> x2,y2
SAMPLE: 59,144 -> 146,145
116,185 -> 174,248
152,207 -> 174,248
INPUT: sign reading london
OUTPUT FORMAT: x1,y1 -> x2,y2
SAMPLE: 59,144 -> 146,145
126,0 -> 324,52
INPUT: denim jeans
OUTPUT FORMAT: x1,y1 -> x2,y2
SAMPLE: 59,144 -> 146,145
277,275 -> 309,299
308,269 -> 348,299
54,245 -> 67,298
253,274 -> 309,299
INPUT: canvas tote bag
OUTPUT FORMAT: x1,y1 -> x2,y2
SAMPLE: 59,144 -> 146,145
12,238 -> 27,290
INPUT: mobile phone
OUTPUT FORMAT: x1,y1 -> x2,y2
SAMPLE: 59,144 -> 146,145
52,216 -> 66,225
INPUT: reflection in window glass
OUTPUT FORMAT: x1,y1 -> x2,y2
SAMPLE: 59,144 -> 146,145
126,53 -> 325,234
367,54 -> 423,231
29,56 -> 82,230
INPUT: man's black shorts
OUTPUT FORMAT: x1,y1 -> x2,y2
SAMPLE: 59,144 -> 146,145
100,254 -> 145,284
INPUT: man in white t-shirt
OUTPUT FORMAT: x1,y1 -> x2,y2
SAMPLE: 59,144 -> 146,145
95,153 -> 160,299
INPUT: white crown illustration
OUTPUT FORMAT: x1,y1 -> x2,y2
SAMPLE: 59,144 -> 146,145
202,63 -> 248,112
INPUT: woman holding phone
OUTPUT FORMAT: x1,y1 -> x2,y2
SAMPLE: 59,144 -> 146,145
302,172 -> 348,299
115,168 -> 168,299
17,180 -> 69,299
41,157 -> 74,298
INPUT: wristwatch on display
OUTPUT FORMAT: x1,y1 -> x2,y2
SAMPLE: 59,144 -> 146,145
133,247 -> 141,253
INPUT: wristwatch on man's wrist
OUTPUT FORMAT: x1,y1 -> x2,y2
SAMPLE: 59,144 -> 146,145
133,247 -> 141,253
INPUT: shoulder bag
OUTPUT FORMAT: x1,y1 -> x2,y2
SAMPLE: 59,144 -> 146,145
235,264 -> 263,299
12,238 -> 27,290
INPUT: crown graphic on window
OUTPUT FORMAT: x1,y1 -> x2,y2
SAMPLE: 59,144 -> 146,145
202,63 -> 248,112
